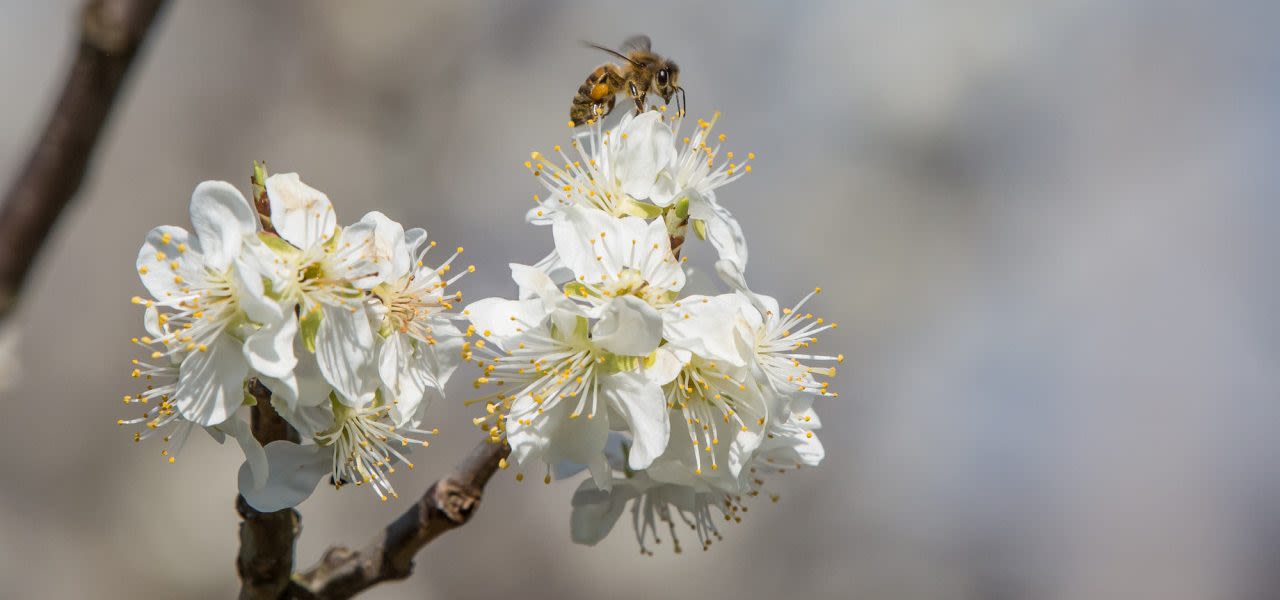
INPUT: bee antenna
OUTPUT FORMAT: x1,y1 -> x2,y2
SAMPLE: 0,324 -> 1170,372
581,40 -> 641,67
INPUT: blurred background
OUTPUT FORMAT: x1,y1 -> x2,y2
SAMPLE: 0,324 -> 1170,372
1,1 -> 1277,598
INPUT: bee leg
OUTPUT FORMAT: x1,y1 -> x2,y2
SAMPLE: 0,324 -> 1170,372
633,93 -> 647,115
594,95 -> 617,122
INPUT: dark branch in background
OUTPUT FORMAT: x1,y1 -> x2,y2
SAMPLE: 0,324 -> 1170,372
238,380 -> 302,600
284,441 -> 510,599
0,0 -> 167,322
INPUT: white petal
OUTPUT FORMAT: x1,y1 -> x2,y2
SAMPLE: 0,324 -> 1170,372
378,333 -> 426,416
244,311 -> 298,379
315,304 -> 376,407
690,191 -> 748,269
551,206 -> 619,282
465,297 -> 549,346
231,254 -> 284,325
609,111 -> 675,200
266,173 -> 336,250
600,370 -> 668,470
216,416 -> 267,490
510,263 -> 560,303
662,294 -> 750,366
644,346 -> 687,386
258,372 -> 300,413
136,226 -> 199,300
349,211 -> 409,285
175,335 -> 249,427
404,227 -> 429,256
189,181 -> 255,271
237,441 -> 329,511
592,295 -> 662,356
636,216 -> 685,292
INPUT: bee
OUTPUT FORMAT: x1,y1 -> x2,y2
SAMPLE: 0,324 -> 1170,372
569,34 -> 685,126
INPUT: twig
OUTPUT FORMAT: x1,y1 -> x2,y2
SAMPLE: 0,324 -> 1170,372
284,440 -> 511,599
236,164 -> 302,599
237,380 -> 302,600
0,0 -> 167,322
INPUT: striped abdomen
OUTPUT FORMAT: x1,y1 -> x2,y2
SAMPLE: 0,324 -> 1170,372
570,63 -> 624,126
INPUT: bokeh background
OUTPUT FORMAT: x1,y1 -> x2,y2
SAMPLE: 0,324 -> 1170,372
1,1 -> 1277,598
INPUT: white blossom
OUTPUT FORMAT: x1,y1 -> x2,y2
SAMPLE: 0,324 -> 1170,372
132,181 -> 293,427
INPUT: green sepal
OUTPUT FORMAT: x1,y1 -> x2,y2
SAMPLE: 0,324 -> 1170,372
617,197 -> 665,219
692,218 -> 709,240
259,231 -> 301,258
300,305 -> 323,353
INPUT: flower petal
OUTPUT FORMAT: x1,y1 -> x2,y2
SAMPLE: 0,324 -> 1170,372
189,180 -> 255,272
216,416 -> 267,490
136,226 -> 199,301
349,211 -> 409,286
592,295 -> 662,357
689,190 -> 748,270
600,370 -> 668,470
174,334 -> 249,427
266,173 -> 336,250
244,310 -> 298,379
237,441 -> 329,511
315,303 -> 376,407
608,111 -> 675,200
662,294 -> 750,366
465,297 -> 549,346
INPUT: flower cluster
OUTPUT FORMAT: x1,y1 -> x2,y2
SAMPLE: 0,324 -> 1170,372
468,111 -> 841,552
120,166 -> 468,511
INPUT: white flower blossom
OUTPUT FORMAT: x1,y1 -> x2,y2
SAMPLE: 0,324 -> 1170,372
132,181 -> 293,427
124,170 -> 470,512
525,111 -> 752,269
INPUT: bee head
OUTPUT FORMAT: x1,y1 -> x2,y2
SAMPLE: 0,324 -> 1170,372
655,61 -> 680,103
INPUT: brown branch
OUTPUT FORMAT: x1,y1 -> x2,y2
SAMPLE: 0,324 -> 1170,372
284,440 -> 511,599
237,380 -> 302,600
0,0 -> 167,322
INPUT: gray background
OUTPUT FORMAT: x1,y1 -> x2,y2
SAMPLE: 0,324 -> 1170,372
0,1 -> 1277,598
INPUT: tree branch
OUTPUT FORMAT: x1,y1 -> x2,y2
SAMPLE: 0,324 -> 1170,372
237,380 -> 303,600
0,0 -> 167,322
284,440 -> 510,599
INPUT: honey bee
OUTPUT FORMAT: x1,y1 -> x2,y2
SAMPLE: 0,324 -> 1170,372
569,35 -> 685,126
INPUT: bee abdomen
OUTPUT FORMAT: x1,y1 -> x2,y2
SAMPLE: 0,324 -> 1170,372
569,66 -> 620,126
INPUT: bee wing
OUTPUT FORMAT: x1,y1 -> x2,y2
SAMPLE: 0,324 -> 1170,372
619,34 -> 651,53
582,40 -> 640,66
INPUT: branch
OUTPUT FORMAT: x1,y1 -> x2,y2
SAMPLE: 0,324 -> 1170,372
285,440 -> 511,599
237,380 -> 301,600
0,0 -> 167,322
